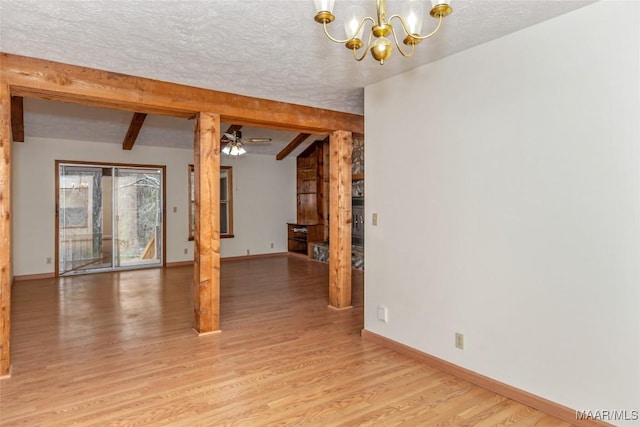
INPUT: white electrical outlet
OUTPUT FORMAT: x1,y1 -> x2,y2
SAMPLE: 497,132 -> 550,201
377,305 -> 388,323
246,249 -> 250,255
455,332 -> 464,350
173,206 -> 177,213
46,257 -> 52,264
270,242 -> 274,249
183,248 -> 188,255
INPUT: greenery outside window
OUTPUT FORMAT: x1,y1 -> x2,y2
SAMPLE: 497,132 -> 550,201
189,165 -> 233,240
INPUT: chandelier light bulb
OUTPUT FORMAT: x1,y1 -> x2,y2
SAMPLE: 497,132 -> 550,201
344,6 -> 365,40
402,0 -> 424,35
314,0 -> 335,13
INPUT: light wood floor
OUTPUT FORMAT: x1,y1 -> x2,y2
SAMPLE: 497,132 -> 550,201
1,255 -> 573,426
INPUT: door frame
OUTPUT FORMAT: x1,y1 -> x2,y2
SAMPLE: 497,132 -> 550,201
55,160 -> 167,277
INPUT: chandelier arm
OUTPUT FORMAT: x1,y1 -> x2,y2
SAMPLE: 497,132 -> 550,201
323,17 -> 374,44
352,30 -> 375,62
389,25 -> 416,58
352,47 -> 369,62
388,14 -> 413,38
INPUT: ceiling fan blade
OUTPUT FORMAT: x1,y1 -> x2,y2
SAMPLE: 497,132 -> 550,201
223,133 -> 237,140
243,138 -> 272,143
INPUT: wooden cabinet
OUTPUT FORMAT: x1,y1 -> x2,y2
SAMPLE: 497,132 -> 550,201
291,138 -> 329,256
287,223 -> 323,256
296,154 -> 321,224
296,139 -> 329,235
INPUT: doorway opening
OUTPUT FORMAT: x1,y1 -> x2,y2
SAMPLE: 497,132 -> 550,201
56,161 -> 166,276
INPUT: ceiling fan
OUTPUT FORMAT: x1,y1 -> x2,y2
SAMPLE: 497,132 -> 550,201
221,130 -> 271,156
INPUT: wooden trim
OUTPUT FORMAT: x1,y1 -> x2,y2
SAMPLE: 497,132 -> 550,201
161,165 -> 167,269
360,330 -> 613,427
192,329 -> 222,337
327,304 -> 353,311
221,165 -> 233,238
188,163 -> 194,240
276,133 -> 311,160
55,159 -> 166,169
122,112 -> 147,150
193,112 -> 221,334
54,160 -> 60,277
0,82 -> 12,376
328,131 -> 352,309
165,261 -> 194,268
1,53 -> 364,134
286,250 -> 310,260
221,252 -> 288,262
12,273 -> 55,281
189,164 -> 234,240
10,96 -> 24,142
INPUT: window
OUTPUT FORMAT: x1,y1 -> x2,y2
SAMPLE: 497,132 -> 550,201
189,165 -> 233,240
219,167 -> 232,236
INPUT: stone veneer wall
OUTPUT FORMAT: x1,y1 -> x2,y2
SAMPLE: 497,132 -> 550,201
352,136 -> 364,175
311,242 -> 364,270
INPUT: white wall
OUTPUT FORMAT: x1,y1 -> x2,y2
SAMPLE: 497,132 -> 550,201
365,1 -> 639,424
11,137 -> 295,275
221,154 -> 296,257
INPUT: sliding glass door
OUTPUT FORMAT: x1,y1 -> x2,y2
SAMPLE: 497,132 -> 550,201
113,167 -> 162,268
58,165 -> 110,274
58,163 -> 163,275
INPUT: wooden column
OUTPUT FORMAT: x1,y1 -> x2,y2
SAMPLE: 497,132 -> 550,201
193,112 -> 221,334
329,130 -> 352,309
0,83 -> 11,376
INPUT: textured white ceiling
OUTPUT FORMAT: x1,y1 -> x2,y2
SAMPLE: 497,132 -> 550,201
0,0 -> 596,155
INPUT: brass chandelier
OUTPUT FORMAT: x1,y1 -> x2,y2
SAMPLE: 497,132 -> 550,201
314,0 -> 452,65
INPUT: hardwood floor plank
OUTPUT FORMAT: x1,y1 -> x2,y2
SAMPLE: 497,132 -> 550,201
0,255 -> 574,426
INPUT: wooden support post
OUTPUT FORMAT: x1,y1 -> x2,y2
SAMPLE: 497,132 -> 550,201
193,112 -> 221,334
329,130 -> 352,309
0,83 -> 12,376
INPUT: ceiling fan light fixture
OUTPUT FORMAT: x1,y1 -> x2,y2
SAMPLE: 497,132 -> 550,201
221,128 -> 271,156
222,142 -> 247,156
314,0 -> 452,65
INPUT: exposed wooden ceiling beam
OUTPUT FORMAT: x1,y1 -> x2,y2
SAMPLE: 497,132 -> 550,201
122,112 -> 147,150
221,124 -> 242,141
299,136 -> 329,158
10,96 -> 24,142
1,53 -> 364,134
225,124 -> 242,134
276,133 -> 311,160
